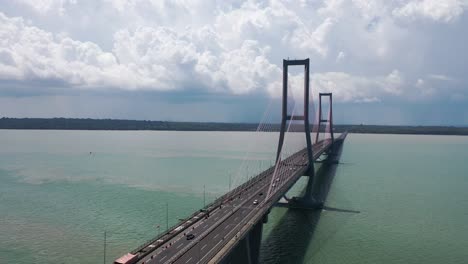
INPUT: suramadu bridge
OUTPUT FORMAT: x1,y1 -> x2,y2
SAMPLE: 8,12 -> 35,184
115,59 -> 348,264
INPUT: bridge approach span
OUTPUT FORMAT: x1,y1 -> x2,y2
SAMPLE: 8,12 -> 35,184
115,132 -> 347,264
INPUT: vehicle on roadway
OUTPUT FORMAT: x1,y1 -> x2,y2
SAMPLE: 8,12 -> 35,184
186,233 -> 195,240
259,192 -> 263,196
253,200 -> 259,205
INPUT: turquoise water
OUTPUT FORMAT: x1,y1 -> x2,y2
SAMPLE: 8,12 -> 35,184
261,134 -> 468,264
0,130 -> 467,263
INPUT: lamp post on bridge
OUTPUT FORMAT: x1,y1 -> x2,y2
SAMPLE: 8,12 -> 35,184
166,202 -> 169,231
246,165 -> 249,181
203,184 -> 206,207
155,224 -> 160,236
228,173 -> 231,192
103,230 -> 106,264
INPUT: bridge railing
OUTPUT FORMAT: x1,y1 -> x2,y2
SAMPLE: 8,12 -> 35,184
129,162 -> 276,257
127,139 -> 336,261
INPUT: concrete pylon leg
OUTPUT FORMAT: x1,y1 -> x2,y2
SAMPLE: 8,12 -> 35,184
248,221 -> 263,264
303,173 -> 315,203
245,233 -> 252,264
299,163 -> 316,204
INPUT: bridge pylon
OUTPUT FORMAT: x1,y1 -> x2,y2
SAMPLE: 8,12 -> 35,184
275,58 -> 314,176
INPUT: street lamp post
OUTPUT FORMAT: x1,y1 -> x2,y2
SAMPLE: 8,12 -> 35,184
166,202 -> 169,231
155,224 -> 160,236
103,231 -> 107,264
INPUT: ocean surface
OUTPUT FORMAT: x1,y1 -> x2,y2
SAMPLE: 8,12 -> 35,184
0,130 -> 467,264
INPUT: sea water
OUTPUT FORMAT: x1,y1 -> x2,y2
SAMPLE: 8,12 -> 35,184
0,130 -> 467,264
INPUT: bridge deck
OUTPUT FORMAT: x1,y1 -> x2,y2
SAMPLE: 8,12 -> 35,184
116,133 -> 347,264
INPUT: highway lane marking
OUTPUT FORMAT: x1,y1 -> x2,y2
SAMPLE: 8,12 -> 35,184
201,244 -> 207,250
173,170 -> 286,257
214,234 -> 219,239
176,243 -> 183,249
149,156 -> 309,262
197,200 -> 264,264
186,257 -> 192,263
161,255 -> 167,260
148,206 -> 227,258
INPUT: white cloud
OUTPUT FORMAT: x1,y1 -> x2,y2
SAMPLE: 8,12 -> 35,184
0,12 -> 137,88
393,0 -> 468,22
15,0 -> 77,15
414,74 -> 460,98
0,0 -> 467,105
383,70 -> 404,95
427,74 -> 456,81
282,69 -> 402,103
414,77 -> 436,97
336,51 -> 345,62
290,17 -> 335,57
416,78 -> 425,87
0,11 -> 281,94
217,41 -> 280,94
0,0 -> 340,94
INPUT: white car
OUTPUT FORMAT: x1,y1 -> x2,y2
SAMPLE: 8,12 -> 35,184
253,200 -> 259,205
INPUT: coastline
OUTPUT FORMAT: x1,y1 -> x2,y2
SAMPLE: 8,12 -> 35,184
1,117 -> 467,136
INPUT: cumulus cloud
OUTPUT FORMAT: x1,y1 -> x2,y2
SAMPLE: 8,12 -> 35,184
0,11 -> 281,93
267,68 -> 404,104
0,0 -> 339,95
336,51 -> 345,62
0,0 -> 467,106
310,70 -> 404,102
0,12 -> 133,88
427,74 -> 456,81
413,73 -> 461,99
15,0 -> 77,15
393,0 -> 468,22
416,78 -> 425,88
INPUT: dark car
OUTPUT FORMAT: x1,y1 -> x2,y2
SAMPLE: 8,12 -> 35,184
258,192 -> 263,196
186,234 -> 195,240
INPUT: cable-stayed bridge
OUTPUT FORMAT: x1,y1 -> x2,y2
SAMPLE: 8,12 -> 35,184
115,59 -> 348,264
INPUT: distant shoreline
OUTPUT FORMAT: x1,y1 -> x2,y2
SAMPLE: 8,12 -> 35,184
1,117 -> 467,136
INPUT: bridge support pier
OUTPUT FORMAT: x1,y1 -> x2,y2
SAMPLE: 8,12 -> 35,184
301,172 -> 322,206
276,137 -> 346,211
219,220 -> 264,264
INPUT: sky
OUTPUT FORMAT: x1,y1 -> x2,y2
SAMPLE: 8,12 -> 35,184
0,0 -> 467,125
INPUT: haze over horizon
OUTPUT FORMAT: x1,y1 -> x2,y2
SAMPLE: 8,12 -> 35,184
1,0 -> 467,126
